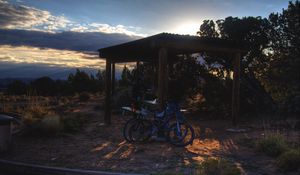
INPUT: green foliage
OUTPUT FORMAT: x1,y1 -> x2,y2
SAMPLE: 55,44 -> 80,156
196,158 -> 241,175
263,1 -> 300,114
171,55 -> 204,95
197,20 -> 219,38
277,148 -> 300,172
256,133 -> 288,157
196,1 -> 300,115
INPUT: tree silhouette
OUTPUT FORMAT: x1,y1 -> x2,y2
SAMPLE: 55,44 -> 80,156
6,80 -> 28,95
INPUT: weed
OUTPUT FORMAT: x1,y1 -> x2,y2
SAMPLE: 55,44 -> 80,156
62,113 -> 87,133
256,133 -> 288,157
195,158 -> 241,175
277,148 -> 300,172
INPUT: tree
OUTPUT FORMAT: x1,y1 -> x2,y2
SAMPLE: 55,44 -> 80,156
196,1 -> 300,114
6,80 -> 28,95
96,69 -> 105,91
31,76 -> 56,96
119,65 -> 132,87
197,20 -> 219,38
68,69 -> 94,93
197,15 -> 276,114
263,1 -> 300,113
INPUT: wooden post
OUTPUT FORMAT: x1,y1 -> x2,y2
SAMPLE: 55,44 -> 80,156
158,47 -> 168,109
232,52 -> 241,126
136,61 -> 140,69
111,62 -> 115,95
136,61 -> 140,86
105,58 -> 112,125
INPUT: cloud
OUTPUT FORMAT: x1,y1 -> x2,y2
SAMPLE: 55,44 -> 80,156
0,45 -> 104,79
0,0 -> 69,32
0,29 -> 141,52
74,23 -> 146,37
0,0 -> 144,51
0,0 -> 141,79
0,45 -> 134,79
0,45 -> 104,69
0,0 -> 146,36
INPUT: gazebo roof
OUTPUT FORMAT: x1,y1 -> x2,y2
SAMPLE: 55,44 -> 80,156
98,33 -> 247,63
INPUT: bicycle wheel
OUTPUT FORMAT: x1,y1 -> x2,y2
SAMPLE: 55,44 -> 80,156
123,117 -> 139,142
128,119 -> 152,142
167,122 -> 195,147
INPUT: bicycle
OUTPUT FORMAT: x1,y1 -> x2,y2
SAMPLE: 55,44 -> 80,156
123,101 -> 194,147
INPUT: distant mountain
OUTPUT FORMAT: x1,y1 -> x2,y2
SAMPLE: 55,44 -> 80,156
0,64 -> 122,90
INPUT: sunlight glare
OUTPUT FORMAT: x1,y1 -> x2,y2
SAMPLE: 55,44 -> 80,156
174,22 -> 199,35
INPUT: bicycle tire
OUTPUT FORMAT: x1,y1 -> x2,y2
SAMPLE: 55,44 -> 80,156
167,122 -> 195,147
123,117 -> 139,142
128,119 -> 152,142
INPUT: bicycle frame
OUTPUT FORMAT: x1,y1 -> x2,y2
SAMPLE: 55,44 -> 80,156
150,102 -> 186,134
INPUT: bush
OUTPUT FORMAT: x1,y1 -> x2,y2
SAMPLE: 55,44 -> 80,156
196,158 -> 241,175
5,80 -> 28,95
62,113 -> 87,133
23,106 -> 51,125
38,114 -> 62,135
113,87 -> 132,109
23,112 -> 62,136
78,92 -> 90,102
277,149 -> 300,172
256,133 -> 288,157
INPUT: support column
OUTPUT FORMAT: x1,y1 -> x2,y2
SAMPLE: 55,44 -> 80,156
158,47 -> 168,109
136,61 -> 140,85
111,62 -> 115,95
232,52 -> 241,126
105,58 -> 112,125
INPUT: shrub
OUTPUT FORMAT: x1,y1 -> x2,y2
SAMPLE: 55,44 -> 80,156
113,87 -> 132,109
62,113 -> 87,133
277,149 -> 300,172
23,112 -> 62,136
5,80 -> 28,95
196,158 -> 241,175
78,92 -> 90,102
38,114 -> 62,135
256,133 -> 288,157
30,76 -> 56,96
23,105 -> 51,125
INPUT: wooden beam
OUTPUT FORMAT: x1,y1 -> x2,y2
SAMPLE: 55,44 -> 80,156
111,63 -> 115,95
158,47 -> 168,109
232,52 -> 241,126
105,58 -> 112,125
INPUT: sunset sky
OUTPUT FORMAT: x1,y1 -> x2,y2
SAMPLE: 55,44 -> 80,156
0,0 -> 293,79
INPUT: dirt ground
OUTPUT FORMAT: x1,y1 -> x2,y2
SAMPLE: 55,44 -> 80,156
1,96 -> 299,175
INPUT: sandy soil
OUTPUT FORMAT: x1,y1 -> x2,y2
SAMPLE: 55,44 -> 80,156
1,96 -> 299,175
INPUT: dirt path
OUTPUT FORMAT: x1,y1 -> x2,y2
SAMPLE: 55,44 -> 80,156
0,97 -> 298,174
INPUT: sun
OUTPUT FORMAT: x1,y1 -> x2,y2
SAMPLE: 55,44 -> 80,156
174,22 -> 199,35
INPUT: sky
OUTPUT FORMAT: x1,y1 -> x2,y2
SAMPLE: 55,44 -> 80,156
0,0 -> 293,79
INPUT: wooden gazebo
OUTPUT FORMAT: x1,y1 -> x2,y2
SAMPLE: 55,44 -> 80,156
98,33 -> 247,126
